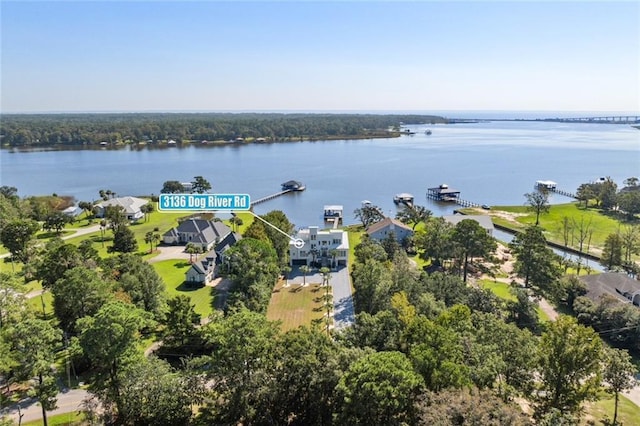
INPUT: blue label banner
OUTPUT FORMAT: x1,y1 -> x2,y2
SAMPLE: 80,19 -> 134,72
159,194 -> 251,211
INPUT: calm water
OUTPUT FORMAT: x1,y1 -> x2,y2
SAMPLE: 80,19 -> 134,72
1,120 -> 639,229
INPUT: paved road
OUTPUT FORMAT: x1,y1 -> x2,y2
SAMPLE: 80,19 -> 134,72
4,388 -> 90,424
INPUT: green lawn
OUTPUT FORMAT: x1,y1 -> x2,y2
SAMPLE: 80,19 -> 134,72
487,202 -> 631,255
267,281 -> 328,331
345,225 -> 364,270
583,393 -> 640,426
23,411 -> 85,426
478,279 -> 516,301
478,279 -> 549,321
152,259 -> 214,318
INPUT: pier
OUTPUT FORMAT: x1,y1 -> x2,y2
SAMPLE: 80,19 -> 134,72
535,180 -> 577,199
250,180 -> 306,207
427,184 -> 482,208
251,189 -> 294,206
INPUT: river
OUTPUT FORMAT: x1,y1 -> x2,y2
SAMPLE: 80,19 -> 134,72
1,119 -> 638,232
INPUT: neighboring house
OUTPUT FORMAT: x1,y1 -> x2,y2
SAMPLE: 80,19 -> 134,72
443,214 -> 495,236
185,249 -> 217,285
94,196 -> 148,221
366,217 -> 414,243
164,219 -> 232,251
62,205 -> 83,218
184,232 -> 242,285
580,273 -> 640,306
289,226 -> 349,267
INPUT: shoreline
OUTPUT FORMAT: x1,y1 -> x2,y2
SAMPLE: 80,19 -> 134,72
1,132 -> 405,151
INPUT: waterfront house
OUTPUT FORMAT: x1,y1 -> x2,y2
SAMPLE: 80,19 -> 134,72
580,273 -> 640,306
366,217 -> 414,244
185,249 -> 217,285
163,219 -> 232,251
289,226 -> 349,267
443,214 -> 495,236
94,196 -> 148,221
62,205 -> 83,218
184,232 -> 242,285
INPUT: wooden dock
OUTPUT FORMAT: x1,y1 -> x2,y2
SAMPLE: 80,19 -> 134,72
426,184 -> 481,208
534,181 -> 577,199
455,198 -> 481,208
546,187 -> 577,199
251,189 -> 293,206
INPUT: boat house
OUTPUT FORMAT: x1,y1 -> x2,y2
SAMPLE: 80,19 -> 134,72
281,180 -> 306,191
427,184 -> 461,202
535,180 -> 557,190
393,193 -> 414,206
324,205 -> 343,221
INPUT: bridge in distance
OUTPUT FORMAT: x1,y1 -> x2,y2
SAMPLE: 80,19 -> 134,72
447,115 -> 640,124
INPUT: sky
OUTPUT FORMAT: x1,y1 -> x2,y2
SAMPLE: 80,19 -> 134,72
1,1 -> 639,113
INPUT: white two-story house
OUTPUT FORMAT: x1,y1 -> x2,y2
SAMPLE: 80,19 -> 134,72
289,226 -> 349,268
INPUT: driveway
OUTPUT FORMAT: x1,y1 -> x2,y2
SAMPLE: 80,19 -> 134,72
287,265 -> 355,329
4,388 -> 90,424
147,245 -> 191,264
329,266 -> 355,329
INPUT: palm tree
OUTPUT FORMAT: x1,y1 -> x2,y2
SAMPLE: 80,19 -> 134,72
309,249 -> 319,267
229,215 -> 243,232
144,231 -> 155,253
99,219 -> 107,248
152,233 -> 161,252
299,265 -> 311,286
322,288 -> 333,335
185,243 -> 202,263
319,267 -> 331,286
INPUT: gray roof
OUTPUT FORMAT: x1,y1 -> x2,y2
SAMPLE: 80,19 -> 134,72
189,249 -> 217,274
174,219 -> 232,245
580,273 -> 640,304
216,232 -> 242,254
97,196 -> 147,215
443,214 -> 494,231
366,217 -> 414,235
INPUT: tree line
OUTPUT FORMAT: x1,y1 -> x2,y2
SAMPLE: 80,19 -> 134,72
0,113 -> 447,147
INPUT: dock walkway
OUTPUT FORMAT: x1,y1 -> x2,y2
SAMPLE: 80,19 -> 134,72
547,187 -> 577,199
251,189 -> 292,206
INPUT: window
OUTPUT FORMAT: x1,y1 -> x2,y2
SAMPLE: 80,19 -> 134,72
311,234 -> 316,240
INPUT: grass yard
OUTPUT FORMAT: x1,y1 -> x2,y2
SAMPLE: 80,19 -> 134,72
477,279 -> 549,321
267,280 -> 329,331
22,412 -> 86,426
152,259 -> 215,318
485,202 -> 631,255
583,393 -> 640,426
478,279 -> 516,301
345,225 -> 364,270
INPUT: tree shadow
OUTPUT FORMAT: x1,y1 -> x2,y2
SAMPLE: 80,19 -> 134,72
176,281 -> 204,292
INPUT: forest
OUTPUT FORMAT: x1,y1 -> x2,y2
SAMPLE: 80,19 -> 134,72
0,113 -> 447,147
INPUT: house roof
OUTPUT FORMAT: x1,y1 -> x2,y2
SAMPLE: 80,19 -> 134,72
174,219 -> 231,245
366,217 -> 414,235
188,249 -> 217,275
97,196 -> 148,215
216,232 -> 242,255
443,214 -> 495,231
580,273 -> 640,304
